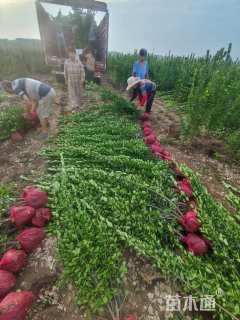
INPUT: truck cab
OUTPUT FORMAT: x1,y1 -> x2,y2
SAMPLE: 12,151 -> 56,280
36,0 -> 109,83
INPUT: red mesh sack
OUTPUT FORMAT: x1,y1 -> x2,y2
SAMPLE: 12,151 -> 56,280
138,94 -> 147,107
0,307 -> 26,320
150,143 -> 162,154
124,316 -> 137,320
23,112 -> 36,121
21,186 -> 35,198
144,134 -> 156,145
32,208 -> 52,227
143,127 -> 152,137
9,206 -> 35,229
29,112 -> 38,121
11,133 -> 23,143
29,112 -> 39,129
0,291 -> 34,320
157,149 -> 172,161
23,112 -> 39,129
178,179 -> 193,197
141,113 -> 150,121
21,186 -> 48,209
0,271 -> 16,299
0,249 -> 27,273
181,234 -> 209,256
161,154 -> 172,161
16,228 -> 45,253
142,121 -> 151,129
180,211 -> 201,233
138,93 -> 151,107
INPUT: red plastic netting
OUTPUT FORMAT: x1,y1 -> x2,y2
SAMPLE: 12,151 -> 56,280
0,271 -> 16,299
16,228 -> 45,253
0,249 -> 27,274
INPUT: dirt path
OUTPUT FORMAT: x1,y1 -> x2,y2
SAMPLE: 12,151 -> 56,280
0,132 -> 46,191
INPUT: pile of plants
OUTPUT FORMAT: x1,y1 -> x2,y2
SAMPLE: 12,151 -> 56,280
108,44 -> 240,159
41,91 -> 240,319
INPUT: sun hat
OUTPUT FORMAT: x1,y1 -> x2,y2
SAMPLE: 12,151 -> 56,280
126,76 -> 141,91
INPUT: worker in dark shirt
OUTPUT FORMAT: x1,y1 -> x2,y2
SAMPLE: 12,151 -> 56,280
127,76 -> 156,113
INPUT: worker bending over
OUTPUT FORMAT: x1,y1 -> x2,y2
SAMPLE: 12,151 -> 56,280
2,78 -> 56,139
127,76 -> 156,114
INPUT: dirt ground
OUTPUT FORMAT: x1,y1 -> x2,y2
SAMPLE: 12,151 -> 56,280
1,76 -> 237,319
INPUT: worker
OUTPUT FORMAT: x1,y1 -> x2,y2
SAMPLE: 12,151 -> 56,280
132,48 -> 149,79
64,47 -> 85,114
82,48 -> 96,81
126,76 -> 156,114
1,78 -> 56,139
56,26 -> 67,58
88,20 -> 98,53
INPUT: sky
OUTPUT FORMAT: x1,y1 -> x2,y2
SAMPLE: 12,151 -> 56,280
0,0 -> 239,57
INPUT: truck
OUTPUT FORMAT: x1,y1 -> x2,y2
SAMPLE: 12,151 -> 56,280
35,0 -> 109,83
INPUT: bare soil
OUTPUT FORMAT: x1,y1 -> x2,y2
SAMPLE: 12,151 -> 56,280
0,132 -> 46,191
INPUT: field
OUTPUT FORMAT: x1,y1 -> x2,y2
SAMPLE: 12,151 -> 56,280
108,45 -> 240,160
0,41 -> 240,320
0,39 -> 48,79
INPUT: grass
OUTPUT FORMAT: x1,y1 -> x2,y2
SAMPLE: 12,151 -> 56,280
0,105 -> 30,141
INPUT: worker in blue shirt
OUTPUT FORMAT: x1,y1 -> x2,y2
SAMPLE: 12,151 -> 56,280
132,48 -> 149,79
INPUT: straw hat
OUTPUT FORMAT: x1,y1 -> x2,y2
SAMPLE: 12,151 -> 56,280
126,76 -> 141,91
